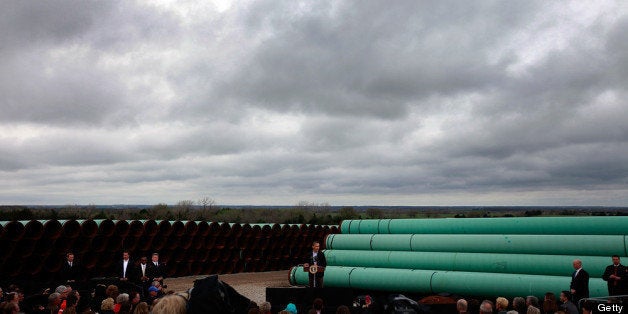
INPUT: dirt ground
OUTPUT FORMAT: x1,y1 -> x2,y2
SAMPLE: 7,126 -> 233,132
165,270 -> 294,305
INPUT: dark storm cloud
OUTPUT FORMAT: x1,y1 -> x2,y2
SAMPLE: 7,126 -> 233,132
213,1 -> 536,119
0,1 -> 182,126
1,0 -> 627,205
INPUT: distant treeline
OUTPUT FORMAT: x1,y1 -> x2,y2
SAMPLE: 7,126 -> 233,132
1,203 -> 627,224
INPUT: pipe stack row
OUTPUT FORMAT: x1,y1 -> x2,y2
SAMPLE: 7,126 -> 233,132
289,216 -> 628,299
0,219 -> 338,282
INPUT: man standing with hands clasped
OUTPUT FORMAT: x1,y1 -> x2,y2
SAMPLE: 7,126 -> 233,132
570,259 -> 589,306
602,255 -> 626,296
304,241 -> 327,288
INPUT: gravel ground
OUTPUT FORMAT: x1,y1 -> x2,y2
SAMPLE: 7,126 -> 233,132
165,270 -> 294,305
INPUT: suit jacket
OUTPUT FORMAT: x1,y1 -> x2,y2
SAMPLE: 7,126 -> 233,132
115,259 -> 135,280
306,251 -> 327,277
134,263 -> 150,285
146,262 -> 166,282
602,264 -> 627,295
59,261 -> 82,283
570,268 -> 590,301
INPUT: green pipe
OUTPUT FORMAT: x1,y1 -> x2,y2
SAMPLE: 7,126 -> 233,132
289,266 -> 608,299
325,250 -> 614,277
341,217 -> 628,235
326,234 -> 628,256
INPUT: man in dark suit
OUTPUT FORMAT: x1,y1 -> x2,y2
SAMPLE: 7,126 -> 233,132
134,256 -> 151,298
115,250 -> 135,282
59,252 -> 82,287
602,255 -> 626,296
146,252 -> 166,286
303,241 -> 327,288
570,259 -> 589,305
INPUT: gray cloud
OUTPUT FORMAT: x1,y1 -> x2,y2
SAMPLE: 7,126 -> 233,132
0,0 -> 627,206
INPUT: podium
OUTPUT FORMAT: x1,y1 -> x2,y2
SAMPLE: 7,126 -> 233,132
302,265 -> 325,274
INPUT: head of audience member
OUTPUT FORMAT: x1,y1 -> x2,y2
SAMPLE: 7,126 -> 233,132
130,291 -> 141,305
151,294 -> 187,314
259,301 -> 271,314
105,285 -> 119,300
48,292 -> 61,308
56,285 -> 71,300
581,301 -> 594,314
559,291 -> 570,303
457,299 -> 468,313
513,297 -> 527,312
101,298 -> 115,311
336,305 -> 351,314
285,303 -> 298,314
526,295 -> 539,308
526,306 -> 541,314
312,298 -> 324,313
133,301 -> 149,314
479,300 -> 494,314
496,297 -> 508,311
543,292 -> 558,313
116,293 -> 129,304
148,286 -> 160,298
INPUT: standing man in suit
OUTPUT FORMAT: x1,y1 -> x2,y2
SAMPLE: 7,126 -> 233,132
602,255 -> 626,296
59,252 -> 82,287
303,241 -> 326,288
146,253 -> 166,286
134,256 -> 151,297
116,250 -> 135,282
570,259 -> 589,306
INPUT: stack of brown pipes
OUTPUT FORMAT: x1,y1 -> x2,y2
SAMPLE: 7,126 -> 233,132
0,220 -> 338,281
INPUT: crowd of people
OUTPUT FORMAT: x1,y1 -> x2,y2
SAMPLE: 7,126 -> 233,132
1,252 -> 626,314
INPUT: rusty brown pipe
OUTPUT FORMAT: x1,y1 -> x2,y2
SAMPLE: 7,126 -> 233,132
157,220 -> 172,236
4,220 -> 25,240
143,220 -> 158,237
96,219 -> 115,237
73,236 -> 91,254
91,235 -> 109,253
184,220 -> 198,236
23,220 -> 44,240
80,219 -> 98,238
114,220 -> 130,237
170,220 -> 185,237
106,234 -> 124,252
128,220 -> 145,237
195,221 -> 210,237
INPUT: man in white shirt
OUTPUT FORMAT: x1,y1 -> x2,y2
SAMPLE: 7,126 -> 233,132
117,250 -> 134,281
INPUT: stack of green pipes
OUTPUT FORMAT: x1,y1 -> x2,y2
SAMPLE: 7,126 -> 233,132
289,216 -> 628,299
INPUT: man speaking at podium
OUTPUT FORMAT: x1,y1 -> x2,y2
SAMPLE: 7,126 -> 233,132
304,241 -> 327,288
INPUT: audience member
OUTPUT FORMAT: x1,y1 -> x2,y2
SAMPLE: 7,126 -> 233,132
132,301 -> 149,314
496,296 -> 509,314
542,292 -> 558,314
479,300 -> 494,314
457,298 -> 468,314
513,296 -> 527,314
336,305 -> 351,314
259,301 -> 271,314
101,298 -> 115,314
559,291 -> 578,314
151,294 -> 186,314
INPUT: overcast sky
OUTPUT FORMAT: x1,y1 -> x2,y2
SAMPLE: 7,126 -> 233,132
1,1 -> 627,206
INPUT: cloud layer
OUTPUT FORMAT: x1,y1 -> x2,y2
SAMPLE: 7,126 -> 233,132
1,0 -> 627,206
